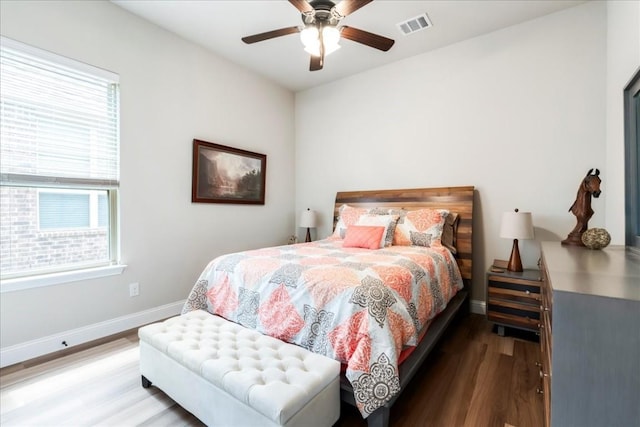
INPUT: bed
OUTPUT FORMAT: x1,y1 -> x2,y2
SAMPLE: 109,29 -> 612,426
182,186 -> 474,427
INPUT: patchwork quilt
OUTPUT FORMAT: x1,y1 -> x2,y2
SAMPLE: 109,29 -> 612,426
182,239 -> 463,418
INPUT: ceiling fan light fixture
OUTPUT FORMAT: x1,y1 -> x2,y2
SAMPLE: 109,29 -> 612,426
300,25 -> 319,46
300,25 -> 341,57
322,25 -> 340,46
242,0 -> 393,71
303,43 -> 341,57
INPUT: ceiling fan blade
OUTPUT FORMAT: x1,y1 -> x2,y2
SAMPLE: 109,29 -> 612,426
241,26 -> 301,44
289,0 -> 314,13
334,0 -> 373,17
309,27 -> 326,72
309,55 -> 323,71
340,26 -> 395,51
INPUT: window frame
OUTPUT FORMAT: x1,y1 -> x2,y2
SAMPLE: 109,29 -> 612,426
0,37 -> 124,291
624,67 -> 640,251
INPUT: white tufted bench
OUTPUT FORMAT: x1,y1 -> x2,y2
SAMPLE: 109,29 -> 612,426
138,310 -> 341,427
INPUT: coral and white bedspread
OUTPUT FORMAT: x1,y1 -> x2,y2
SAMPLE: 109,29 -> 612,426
182,239 -> 463,418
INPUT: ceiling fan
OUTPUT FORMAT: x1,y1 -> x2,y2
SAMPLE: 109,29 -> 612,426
241,0 -> 395,72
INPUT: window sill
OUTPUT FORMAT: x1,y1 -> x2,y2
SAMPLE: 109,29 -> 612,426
0,264 -> 127,293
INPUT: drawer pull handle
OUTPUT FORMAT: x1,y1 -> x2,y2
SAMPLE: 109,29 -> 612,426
525,290 -> 531,295
536,387 -> 544,395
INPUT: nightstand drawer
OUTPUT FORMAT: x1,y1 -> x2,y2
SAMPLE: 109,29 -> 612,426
486,268 -> 542,334
487,282 -> 541,304
488,297 -> 541,314
488,275 -> 541,292
486,310 -> 540,330
488,297 -> 540,320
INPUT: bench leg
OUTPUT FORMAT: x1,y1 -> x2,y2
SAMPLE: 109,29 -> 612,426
141,375 -> 152,388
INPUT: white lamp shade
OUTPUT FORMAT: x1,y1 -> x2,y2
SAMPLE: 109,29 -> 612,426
300,209 -> 317,228
500,211 -> 534,240
300,25 -> 341,57
322,26 -> 340,46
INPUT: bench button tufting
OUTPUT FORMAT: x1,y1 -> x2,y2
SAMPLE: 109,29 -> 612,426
140,311 -> 340,426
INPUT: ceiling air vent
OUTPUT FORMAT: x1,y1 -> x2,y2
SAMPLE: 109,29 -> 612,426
397,13 -> 432,36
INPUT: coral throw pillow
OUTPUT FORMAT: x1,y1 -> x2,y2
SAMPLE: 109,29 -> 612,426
343,226 -> 386,250
356,214 -> 399,248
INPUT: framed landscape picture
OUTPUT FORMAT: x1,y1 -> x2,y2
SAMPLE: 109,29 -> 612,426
192,139 -> 266,204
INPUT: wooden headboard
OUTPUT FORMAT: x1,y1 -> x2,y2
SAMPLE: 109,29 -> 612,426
334,186 -> 474,282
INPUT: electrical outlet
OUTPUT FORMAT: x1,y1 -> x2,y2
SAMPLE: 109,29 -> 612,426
129,282 -> 139,297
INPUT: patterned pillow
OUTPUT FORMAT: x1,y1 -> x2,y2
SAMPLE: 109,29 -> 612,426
332,204 -> 371,239
441,212 -> 460,254
343,225 -> 386,250
356,214 -> 399,248
391,208 -> 450,247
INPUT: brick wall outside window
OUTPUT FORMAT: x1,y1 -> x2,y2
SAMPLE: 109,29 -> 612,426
0,187 -> 108,275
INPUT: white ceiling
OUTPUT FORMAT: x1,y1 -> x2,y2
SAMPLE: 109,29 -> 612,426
111,0 -> 586,92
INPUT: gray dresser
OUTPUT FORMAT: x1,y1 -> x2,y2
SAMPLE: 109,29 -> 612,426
539,242 -> 640,427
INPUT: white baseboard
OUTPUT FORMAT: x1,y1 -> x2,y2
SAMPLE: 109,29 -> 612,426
470,299 -> 486,315
0,300 -> 185,368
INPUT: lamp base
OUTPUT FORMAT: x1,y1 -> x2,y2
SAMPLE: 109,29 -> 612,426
305,228 -> 312,243
507,239 -> 523,272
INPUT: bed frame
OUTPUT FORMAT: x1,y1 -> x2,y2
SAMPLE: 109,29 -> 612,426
333,186 -> 474,427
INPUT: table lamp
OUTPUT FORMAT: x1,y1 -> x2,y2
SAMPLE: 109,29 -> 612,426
499,208 -> 534,272
300,208 -> 317,243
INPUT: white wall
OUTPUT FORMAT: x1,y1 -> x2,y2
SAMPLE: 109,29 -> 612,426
295,1 -> 609,302
606,0 -> 640,243
0,0 -> 295,351
2,0 -> 636,363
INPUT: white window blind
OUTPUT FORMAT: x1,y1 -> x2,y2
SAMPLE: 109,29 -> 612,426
0,36 -> 120,188
0,37 -> 121,284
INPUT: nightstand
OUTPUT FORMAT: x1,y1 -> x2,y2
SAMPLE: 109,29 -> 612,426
486,267 -> 542,335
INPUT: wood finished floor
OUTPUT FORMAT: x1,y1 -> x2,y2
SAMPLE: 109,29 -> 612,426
0,314 -> 543,427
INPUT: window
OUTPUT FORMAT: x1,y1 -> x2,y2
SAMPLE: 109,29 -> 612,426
38,189 -> 108,230
624,67 -> 640,251
0,36 -> 121,283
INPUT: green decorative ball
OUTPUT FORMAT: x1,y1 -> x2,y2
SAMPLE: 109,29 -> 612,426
581,228 -> 611,249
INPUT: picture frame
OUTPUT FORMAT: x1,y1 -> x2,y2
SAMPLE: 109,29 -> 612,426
192,139 -> 266,204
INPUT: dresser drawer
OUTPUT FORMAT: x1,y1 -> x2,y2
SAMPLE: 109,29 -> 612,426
540,268 -> 552,326
539,254 -> 551,427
